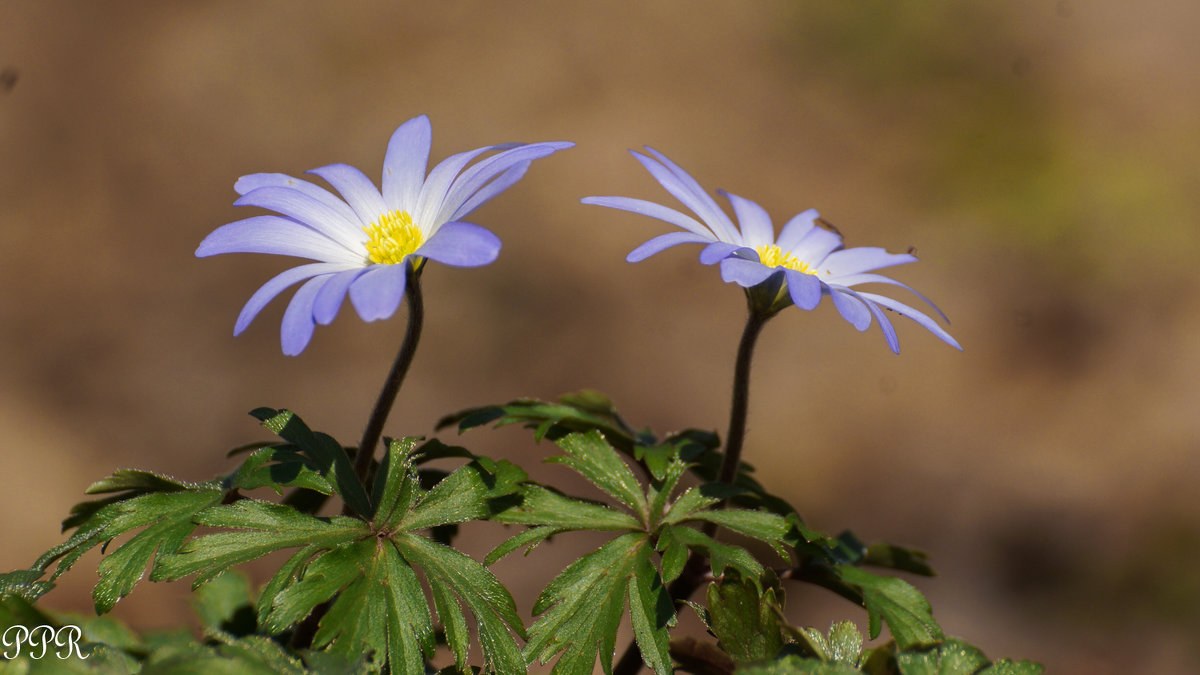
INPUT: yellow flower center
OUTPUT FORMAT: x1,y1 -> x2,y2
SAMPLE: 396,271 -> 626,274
363,210 -> 423,265
756,244 -> 814,274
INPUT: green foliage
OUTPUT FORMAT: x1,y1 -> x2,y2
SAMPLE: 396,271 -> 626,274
488,430 -> 794,674
2,394 -> 1041,674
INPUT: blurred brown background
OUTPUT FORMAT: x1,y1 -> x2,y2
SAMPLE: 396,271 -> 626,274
2,1 -> 1198,672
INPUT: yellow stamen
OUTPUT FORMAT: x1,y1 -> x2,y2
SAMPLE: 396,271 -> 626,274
756,244 -> 814,274
363,210 -> 423,265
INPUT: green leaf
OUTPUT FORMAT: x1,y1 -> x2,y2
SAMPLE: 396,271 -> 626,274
735,655 -> 861,674
154,500 -> 368,586
394,534 -> 525,674
547,431 -> 647,517
438,393 -> 640,454
978,660 -> 1044,675
627,545 -> 674,675
670,526 -> 765,584
250,408 -> 372,519
669,508 -> 791,556
655,526 -> 689,584
835,566 -> 943,649
84,470 -> 199,496
370,437 -> 421,530
484,525 -> 564,566
525,532 -> 650,674
491,485 -> 641,532
32,488 -> 225,613
706,570 -> 783,663
894,638 -> 989,675
825,621 -> 865,667
0,569 -> 54,603
191,571 -> 254,634
863,543 -> 935,577
232,446 -> 335,496
662,482 -> 741,524
401,459 -> 526,532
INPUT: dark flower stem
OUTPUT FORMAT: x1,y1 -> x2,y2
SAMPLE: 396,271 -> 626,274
353,263 -> 424,485
613,304 -> 771,675
717,306 -> 769,485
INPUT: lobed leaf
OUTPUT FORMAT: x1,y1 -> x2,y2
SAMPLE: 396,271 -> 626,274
153,500 -> 367,586
250,408 -> 372,518
706,570 -> 783,663
525,532 -> 650,674
835,566 -> 943,649
547,431 -> 647,518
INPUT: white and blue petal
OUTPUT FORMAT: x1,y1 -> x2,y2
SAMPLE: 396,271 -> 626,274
628,232 -> 715,262
581,196 -> 715,239
416,222 -> 501,267
312,267 -> 369,326
632,150 -> 741,244
775,209 -> 819,252
196,216 -> 362,265
233,262 -> 354,336
699,241 -> 748,265
828,286 -> 873,331
307,163 -> 388,227
720,257 -> 778,288
235,186 -> 365,255
719,191 -> 774,248
382,115 -> 432,212
440,142 -> 574,224
784,269 -> 823,310
280,275 -> 331,356
819,247 -> 917,277
856,292 -> 962,351
348,263 -> 410,322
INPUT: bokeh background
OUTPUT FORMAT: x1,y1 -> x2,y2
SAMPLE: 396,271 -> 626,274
2,1 -> 1198,672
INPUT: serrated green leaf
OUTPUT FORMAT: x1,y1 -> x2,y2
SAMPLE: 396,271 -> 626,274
670,508 -> 791,556
232,446 -> 335,496
894,638 -> 989,675
254,546 -> 317,627
863,543 -> 935,577
670,526 -> 765,585
191,571 -> 253,633
655,526 -> 689,584
735,655 -> 861,674
490,485 -> 641,532
438,395 -> 638,455
300,539 -> 435,675
627,546 -> 674,675
525,532 -> 649,674
978,659 -> 1043,675
835,566 -> 943,649
548,432 -> 647,518
646,458 -> 687,525
401,460 -> 523,532
663,482 -> 741,523
0,570 -> 54,603
154,500 -> 367,586
825,621 -> 864,667
635,444 -> 675,482
430,581 -> 470,671
706,570 -> 783,663
250,409 -> 372,519
484,525 -> 564,566
371,438 -> 420,530
84,470 -> 198,496
394,533 -> 525,674
81,490 -> 225,613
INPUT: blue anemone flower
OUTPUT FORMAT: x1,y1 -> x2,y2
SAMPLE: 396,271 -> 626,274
198,116 -> 572,355
582,148 -> 960,353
